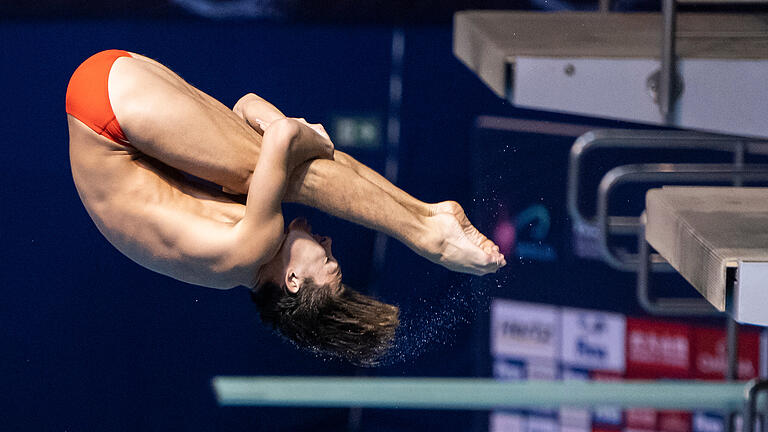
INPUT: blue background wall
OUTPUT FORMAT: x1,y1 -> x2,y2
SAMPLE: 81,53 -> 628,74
0,19 -> 711,431
0,20 -> 504,431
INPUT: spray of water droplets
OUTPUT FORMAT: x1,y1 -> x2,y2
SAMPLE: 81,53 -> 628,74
369,184 -> 515,366
376,270 -> 512,367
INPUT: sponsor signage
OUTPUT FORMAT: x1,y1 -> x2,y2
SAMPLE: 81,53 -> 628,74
658,411 -> 691,432
491,412 -> 525,432
492,299 -> 560,360
691,327 -> 759,380
489,299 -> 765,432
494,359 -> 527,380
561,426 -> 590,432
528,415 -> 560,432
561,308 -> 626,372
590,371 -> 623,427
490,413 -> 561,432
625,408 -> 657,430
692,412 -> 724,432
626,318 -> 691,378
528,359 -> 559,417
560,368 -> 590,430
528,359 -> 559,380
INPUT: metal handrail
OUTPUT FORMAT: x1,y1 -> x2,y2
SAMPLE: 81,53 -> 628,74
596,163 -> 768,271
567,129 -> 768,271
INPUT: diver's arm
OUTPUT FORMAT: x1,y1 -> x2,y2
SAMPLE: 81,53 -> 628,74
236,119 -> 295,230
226,119 -> 296,274
229,118 -> 334,269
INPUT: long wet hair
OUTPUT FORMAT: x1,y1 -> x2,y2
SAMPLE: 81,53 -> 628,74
250,279 -> 399,366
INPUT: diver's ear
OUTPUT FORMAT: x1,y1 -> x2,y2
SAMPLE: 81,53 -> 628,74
285,271 -> 301,293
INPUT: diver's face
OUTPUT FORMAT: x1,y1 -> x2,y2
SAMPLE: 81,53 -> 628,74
282,218 -> 342,291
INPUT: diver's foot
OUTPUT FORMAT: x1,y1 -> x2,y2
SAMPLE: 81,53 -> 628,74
431,201 -> 504,256
424,201 -> 506,275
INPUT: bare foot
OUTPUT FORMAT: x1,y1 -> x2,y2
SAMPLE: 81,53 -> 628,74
431,201 -> 503,254
424,201 -> 506,275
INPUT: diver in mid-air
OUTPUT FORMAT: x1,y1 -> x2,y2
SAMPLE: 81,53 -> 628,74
66,50 -> 506,365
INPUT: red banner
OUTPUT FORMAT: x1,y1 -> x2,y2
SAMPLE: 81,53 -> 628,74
691,326 -> 760,380
658,411 -> 692,432
625,318 -> 691,379
625,408 -> 657,430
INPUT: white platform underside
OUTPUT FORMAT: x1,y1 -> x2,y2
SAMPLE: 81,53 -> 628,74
513,57 -> 768,138
454,11 -> 768,138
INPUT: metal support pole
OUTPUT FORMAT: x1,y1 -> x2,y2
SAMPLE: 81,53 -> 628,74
734,141 -> 746,187
763,329 -> 768,432
727,316 -> 741,432
660,0 -> 677,124
727,318 -> 739,381
727,142 -> 745,432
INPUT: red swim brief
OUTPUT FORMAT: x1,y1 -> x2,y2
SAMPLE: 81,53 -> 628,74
65,49 -> 132,145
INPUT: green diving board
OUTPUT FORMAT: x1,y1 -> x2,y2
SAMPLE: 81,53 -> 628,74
212,377 -> 751,410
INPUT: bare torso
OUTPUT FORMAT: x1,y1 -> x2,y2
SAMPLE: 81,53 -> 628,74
68,53 -> 272,288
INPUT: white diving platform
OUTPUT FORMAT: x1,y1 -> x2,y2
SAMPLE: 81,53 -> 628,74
453,11 -> 768,138
646,187 -> 768,326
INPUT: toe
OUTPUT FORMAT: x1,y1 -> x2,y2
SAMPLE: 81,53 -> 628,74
491,252 -> 506,269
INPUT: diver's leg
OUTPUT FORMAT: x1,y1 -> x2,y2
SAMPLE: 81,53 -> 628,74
330,151 -> 501,258
116,53 -> 438,218
284,158 -> 504,274
284,158 -> 432,258
332,150 -> 431,216
109,53 -> 262,193
108,54 -> 504,274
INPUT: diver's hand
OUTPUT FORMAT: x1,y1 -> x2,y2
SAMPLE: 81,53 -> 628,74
290,118 -> 331,141
285,118 -> 334,167
261,118 -> 334,169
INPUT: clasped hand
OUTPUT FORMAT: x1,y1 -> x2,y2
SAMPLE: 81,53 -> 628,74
256,117 -> 334,167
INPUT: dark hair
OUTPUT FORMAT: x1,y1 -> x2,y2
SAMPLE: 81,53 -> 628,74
250,279 -> 399,366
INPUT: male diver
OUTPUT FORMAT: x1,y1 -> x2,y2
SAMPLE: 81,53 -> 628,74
66,50 -> 506,364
